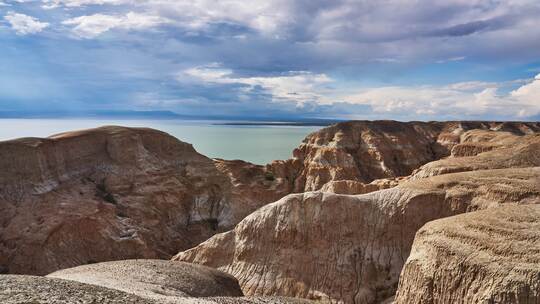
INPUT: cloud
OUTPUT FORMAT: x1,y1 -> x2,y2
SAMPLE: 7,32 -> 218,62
180,64 -> 332,105
62,11 -> 169,38
177,64 -> 540,120
4,11 -> 49,35
42,0 -> 129,9
340,75 -> 540,119
510,73 -> 540,117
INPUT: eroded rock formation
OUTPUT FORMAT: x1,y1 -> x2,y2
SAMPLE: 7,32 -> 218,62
0,126 -> 232,275
412,130 -> 540,178
214,159 -> 292,226
174,167 -> 540,303
394,204 -> 540,304
2,120 -> 540,303
267,121 -> 540,192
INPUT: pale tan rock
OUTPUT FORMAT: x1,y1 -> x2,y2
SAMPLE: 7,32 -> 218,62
174,167 -> 540,304
320,178 -> 399,195
394,204 -> 540,304
413,131 -> 540,178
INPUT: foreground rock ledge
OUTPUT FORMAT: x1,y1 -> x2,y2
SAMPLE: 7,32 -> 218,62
47,260 -> 243,301
394,204 -> 540,304
0,272 -> 312,304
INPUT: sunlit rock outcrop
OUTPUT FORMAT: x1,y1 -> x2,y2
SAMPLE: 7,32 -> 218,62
395,204 -> 540,304
174,167 -> 540,303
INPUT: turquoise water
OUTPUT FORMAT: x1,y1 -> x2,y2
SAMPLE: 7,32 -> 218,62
0,119 -> 321,164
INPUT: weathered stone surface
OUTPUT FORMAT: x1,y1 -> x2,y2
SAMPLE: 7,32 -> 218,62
48,260 -> 243,301
2,120 -> 540,301
320,178 -> 401,195
412,130 -> 540,178
269,121 -> 540,192
174,167 -> 540,304
214,159 -> 291,227
0,273 -> 312,304
0,126 -> 231,275
0,275 -> 155,304
394,204 -> 540,304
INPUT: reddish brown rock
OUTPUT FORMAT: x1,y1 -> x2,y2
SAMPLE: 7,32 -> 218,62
0,126 -> 231,275
269,121 -> 540,192
213,159 -> 291,227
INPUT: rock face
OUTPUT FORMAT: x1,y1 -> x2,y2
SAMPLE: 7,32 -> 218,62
0,126 -> 232,275
48,260 -> 243,301
394,204 -> 540,304
2,120 -> 540,301
174,167 -> 540,303
413,130 -> 540,178
268,121 -> 540,192
214,159 -> 291,227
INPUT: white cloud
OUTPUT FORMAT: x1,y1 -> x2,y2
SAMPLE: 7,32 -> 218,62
181,64 -> 332,105
341,75 -> 540,119
46,0 -> 293,35
62,11 -> 169,38
510,73 -> 540,116
42,0 -> 129,9
180,64 -> 540,119
4,12 -> 49,35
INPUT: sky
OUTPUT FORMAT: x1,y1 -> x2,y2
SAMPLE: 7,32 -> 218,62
1,0 -> 540,121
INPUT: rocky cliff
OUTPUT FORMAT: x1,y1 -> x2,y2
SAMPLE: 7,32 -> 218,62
267,121 -> 540,192
394,204 -> 540,304
213,159 -> 292,226
2,120 -> 540,303
0,126 -> 233,275
174,167 -> 540,303
173,121 -> 540,304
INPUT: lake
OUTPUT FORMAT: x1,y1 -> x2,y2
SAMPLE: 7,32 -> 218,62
0,119 -> 322,164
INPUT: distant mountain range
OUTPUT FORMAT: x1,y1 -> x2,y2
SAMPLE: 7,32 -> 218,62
0,110 -> 342,126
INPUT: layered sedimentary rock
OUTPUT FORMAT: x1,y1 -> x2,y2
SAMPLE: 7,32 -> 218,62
2,120 -> 540,296
214,159 -> 292,226
0,126 -> 233,275
320,178 -> 401,195
412,130 -> 540,178
395,204 -> 540,304
268,121 -> 540,192
174,167 -> 540,303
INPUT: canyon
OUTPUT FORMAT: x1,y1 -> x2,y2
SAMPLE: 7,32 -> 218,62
0,120 -> 539,303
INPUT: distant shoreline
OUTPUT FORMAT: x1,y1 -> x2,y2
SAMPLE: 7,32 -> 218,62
216,121 -> 340,127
